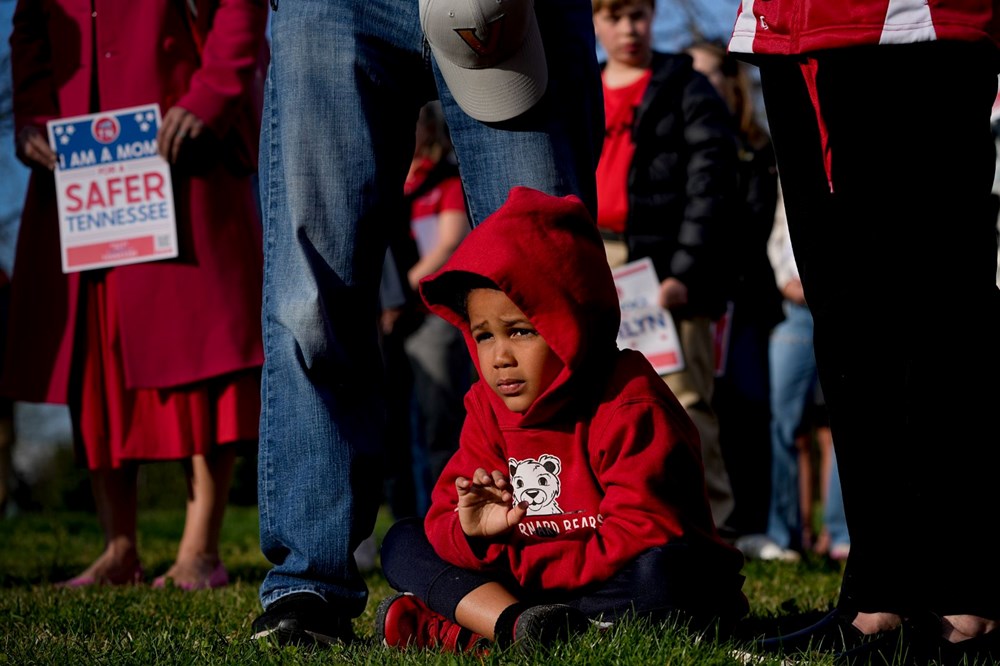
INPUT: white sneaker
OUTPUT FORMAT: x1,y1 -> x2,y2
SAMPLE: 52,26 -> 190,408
354,533 -> 378,573
734,534 -> 801,562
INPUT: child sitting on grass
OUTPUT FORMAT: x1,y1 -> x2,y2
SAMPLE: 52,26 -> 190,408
376,187 -> 748,653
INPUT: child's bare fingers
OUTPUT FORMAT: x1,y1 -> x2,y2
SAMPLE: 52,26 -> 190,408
471,468 -> 493,486
490,470 -> 509,487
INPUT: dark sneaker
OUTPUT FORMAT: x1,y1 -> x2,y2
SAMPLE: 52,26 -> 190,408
251,592 -> 355,647
376,592 -> 485,653
513,604 -> 590,650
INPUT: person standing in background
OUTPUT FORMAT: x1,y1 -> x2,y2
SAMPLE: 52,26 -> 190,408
377,100 -> 471,521
591,0 -> 739,532
401,101 -> 472,515
730,2 -> 1000,663
251,0 -> 603,646
742,188 -> 848,563
2,0 -> 268,590
685,39 -> 782,543
0,0 -> 31,518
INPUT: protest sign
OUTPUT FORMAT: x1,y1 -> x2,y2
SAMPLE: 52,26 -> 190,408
612,257 -> 685,375
48,104 -> 178,273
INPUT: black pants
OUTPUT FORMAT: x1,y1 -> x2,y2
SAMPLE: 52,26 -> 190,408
380,518 -> 748,631
758,42 -> 1000,617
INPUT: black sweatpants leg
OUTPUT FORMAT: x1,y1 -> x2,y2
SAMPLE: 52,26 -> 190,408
758,43 -> 1000,617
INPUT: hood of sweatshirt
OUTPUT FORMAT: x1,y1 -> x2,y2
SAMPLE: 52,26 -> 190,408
420,186 -> 621,428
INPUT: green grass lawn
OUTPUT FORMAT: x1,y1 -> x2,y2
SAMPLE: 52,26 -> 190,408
0,505 -> 852,665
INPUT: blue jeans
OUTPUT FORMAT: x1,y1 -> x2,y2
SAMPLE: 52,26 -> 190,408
768,303 -> 849,551
257,0 -> 602,613
766,301 -> 817,550
823,452 -> 849,549
0,0 -> 30,278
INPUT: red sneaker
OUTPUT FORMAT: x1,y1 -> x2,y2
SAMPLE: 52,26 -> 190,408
376,592 -> 485,652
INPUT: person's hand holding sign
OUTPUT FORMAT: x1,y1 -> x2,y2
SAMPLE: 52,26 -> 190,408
16,126 -> 57,171
158,106 -> 205,164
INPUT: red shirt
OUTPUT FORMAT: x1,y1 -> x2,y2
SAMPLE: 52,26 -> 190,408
596,70 -> 651,235
405,157 -> 466,258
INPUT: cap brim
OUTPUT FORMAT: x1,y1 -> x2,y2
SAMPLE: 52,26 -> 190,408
432,13 -> 547,123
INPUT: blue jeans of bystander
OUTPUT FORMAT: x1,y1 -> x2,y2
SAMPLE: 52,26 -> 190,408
823,452 -> 849,551
766,301 -> 817,550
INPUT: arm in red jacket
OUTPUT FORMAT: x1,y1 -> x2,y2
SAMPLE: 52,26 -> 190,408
10,0 -> 58,140
178,0 -> 268,137
424,388 -> 517,572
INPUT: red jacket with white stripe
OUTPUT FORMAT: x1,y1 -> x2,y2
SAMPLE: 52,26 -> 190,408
729,0 -> 1000,56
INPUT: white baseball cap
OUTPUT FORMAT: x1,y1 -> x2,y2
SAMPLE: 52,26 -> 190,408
420,0 -> 548,123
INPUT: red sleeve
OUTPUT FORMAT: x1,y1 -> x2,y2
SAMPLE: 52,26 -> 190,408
438,176 -> 467,214
10,0 -> 59,137
423,387 -> 513,572
178,0 -> 268,135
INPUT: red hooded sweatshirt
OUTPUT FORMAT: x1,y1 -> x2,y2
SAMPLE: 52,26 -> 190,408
419,187 -> 745,593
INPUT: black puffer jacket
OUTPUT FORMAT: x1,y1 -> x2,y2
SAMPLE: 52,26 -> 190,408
621,52 -> 739,320
729,130 -> 784,330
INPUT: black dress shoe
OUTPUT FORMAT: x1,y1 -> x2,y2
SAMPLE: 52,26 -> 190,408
911,614 -> 1000,666
934,629 -> 1000,666
251,592 -> 356,647
731,607 -> 834,644
752,609 -> 909,663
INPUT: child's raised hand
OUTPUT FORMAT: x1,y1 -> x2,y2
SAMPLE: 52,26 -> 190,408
455,467 -> 528,539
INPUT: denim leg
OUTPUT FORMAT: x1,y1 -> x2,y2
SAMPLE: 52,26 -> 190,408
257,0 -> 432,613
0,0 -> 29,277
823,451 -> 850,548
766,303 -> 817,549
437,0 -> 603,223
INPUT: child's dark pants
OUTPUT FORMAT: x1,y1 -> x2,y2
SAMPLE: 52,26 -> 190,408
380,517 -> 747,632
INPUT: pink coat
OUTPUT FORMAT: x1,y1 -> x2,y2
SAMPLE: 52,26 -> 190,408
1,0 -> 268,402
729,0 -> 1000,55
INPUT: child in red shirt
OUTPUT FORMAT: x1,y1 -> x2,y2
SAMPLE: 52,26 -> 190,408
376,187 -> 747,652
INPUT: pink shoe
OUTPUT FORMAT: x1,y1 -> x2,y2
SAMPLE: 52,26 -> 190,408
56,564 -> 144,588
152,562 -> 229,591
